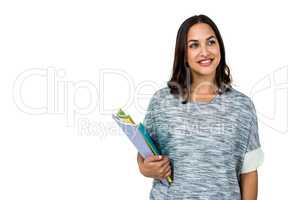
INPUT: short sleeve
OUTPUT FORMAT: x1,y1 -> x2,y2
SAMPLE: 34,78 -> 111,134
240,100 -> 264,174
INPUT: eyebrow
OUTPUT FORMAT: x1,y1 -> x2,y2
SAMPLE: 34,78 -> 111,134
187,35 -> 216,43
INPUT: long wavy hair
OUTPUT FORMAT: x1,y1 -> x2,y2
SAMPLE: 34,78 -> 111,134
167,14 -> 232,104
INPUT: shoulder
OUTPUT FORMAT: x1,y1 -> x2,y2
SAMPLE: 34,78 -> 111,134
147,86 -> 180,111
224,88 -> 257,123
146,86 -> 169,109
223,87 -> 257,119
152,86 -> 171,98
225,87 -> 255,107
150,86 -> 173,103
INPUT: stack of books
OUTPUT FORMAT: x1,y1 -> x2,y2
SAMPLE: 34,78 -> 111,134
112,109 -> 172,185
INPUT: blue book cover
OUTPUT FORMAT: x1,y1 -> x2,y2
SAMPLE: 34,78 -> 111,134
137,123 -> 161,155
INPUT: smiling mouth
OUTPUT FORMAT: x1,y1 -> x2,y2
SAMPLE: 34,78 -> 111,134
197,58 -> 214,66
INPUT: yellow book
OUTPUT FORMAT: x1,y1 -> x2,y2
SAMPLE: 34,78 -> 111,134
116,108 -> 135,124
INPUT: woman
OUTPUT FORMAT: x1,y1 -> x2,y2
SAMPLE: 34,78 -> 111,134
137,14 -> 264,200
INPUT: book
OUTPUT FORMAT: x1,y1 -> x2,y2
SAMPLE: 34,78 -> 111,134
112,109 -> 173,186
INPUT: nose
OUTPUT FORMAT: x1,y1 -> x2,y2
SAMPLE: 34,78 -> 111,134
199,45 -> 209,57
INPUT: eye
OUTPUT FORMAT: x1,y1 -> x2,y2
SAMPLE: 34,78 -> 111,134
207,40 -> 216,46
189,43 -> 199,49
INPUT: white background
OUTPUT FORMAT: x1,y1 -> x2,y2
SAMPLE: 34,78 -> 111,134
0,0 -> 299,199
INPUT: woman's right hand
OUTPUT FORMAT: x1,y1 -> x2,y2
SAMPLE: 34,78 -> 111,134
137,153 -> 172,181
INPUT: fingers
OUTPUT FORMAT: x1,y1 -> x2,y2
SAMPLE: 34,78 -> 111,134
157,159 -> 172,180
160,162 -> 172,178
163,168 -> 172,178
160,161 -> 171,175
156,156 -> 170,168
143,155 -> 172,181
145,156 -> 170,171
145,155 -> 170,164
159,157 -> 170,169
145,155 -> 163,162
158,166 -> 172,181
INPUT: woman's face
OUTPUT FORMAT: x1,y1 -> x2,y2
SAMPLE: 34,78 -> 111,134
186,23 -> 221,80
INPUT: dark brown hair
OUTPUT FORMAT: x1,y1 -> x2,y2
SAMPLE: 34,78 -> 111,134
167,14 -> 232,104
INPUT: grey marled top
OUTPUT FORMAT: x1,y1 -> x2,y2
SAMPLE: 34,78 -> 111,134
143,86 -> 264,200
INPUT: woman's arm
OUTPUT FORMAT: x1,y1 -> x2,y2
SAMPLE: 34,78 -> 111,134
240,170 -> 258,200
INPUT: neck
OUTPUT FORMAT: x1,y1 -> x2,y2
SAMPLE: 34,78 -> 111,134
190,74 -> 217,95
